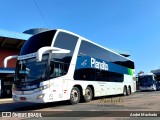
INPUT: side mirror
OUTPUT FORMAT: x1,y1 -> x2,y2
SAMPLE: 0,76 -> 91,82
4,55 -> 18,68
36,46 -> 70,62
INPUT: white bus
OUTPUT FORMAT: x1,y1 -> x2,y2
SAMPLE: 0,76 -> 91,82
138,73 -> 157,91
4,29 -> 136,104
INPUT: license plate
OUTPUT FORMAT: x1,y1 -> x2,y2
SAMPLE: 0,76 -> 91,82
20,97 -> 26,101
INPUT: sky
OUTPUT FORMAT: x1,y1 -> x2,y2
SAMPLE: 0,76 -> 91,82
0,0 -> 160,74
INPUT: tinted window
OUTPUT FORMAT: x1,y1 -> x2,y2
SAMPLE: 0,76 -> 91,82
102,70 -> 110,81
52,32 -> 78,63
53,32 -> 78,52
49,61 -> 69,79
79,41 -> 112,62
74,68 -> 94,80
138,75 -> 155,86
20,30 -> 56,55
110,72 -> 124,82
15,54 -> 49,83
74,68 -> 124,82
79,41 -> 134,69
95,69 -> 102,81
49,32 -> 78,76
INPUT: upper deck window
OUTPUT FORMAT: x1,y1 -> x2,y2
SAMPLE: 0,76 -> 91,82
50,32 -> 78,63
53,32 -> 78,53
49,32 -> 78,77
79,40 -> 134,69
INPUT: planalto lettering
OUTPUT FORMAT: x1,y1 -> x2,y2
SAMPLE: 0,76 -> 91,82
91,57 -> 108,71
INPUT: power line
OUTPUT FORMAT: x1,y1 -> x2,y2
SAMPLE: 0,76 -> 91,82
33,0 -> 50,28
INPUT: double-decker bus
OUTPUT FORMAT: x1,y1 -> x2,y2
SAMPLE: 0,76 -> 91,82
4,29 -> 136,104
138,73 -> 157,91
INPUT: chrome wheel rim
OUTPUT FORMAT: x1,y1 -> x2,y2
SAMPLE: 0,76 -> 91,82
71,89 -> 79,102
85,88 -> 91,99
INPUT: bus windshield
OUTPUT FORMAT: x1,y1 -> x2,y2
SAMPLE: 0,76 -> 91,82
15,55 -> 48,83
138,75 -> 155,86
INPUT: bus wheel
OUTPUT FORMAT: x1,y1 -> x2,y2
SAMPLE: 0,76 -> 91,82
127,86 -> 131,95
70,87 -> 80,104
123,86 -> 128,96
83,86 -> 93,102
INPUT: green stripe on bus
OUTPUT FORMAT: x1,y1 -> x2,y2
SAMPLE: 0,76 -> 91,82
128,68 -> 133,75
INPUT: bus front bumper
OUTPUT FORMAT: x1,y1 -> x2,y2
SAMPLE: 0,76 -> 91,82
12,91 -> 50,103
139,86 -> 155,91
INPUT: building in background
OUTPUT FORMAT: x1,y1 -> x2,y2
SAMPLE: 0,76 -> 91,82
0,29 -> 31,98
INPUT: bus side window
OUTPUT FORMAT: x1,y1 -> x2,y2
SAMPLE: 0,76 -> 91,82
50,61 -> 55,78
102,70 -> 110,81
50,61 -> 63,78
96,70 -> 102,81
74,68 -> 94,80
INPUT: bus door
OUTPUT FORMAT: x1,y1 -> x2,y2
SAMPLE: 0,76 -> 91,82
49,61 -> 65,100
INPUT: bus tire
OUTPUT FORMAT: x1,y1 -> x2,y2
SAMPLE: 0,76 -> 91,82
69,87 -> 80,104
123,86 -> 128,96
83,86 -> 93,102
127,86 -> 131,95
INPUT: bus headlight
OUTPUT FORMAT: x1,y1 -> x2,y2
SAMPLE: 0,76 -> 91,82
34,84 -> 50,92
41,84 -> 50,90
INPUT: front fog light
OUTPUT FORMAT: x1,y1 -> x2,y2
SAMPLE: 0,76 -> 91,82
37,94 -> 45,99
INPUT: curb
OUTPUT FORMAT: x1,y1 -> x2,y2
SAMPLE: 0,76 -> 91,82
0,98 -> 13,102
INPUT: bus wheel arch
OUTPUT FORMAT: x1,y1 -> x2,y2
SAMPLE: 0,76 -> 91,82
69,85 -> 82,104
83,85 -> 94,102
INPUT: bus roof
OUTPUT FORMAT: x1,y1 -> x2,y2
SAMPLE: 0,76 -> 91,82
138,73 -> 155,76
